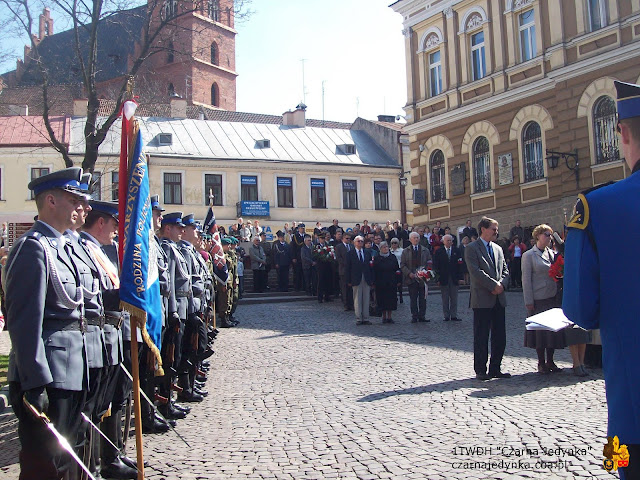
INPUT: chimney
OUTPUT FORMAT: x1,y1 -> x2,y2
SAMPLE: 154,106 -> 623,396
282,103 -> 307,128
7,105 -> 28,116
170,96 -> 187,119
377,115 -> 396,123
73,99 -> 87,116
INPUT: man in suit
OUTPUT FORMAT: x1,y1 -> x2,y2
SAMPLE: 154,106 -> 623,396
386,221 -> 402,243
250,236 -> 267,293
433,234 -> 464,322
401,232 -> 432,323
300,235 -> 316,296
290,223 -> 306,291
465,216 -> 510,381
315,233 -> 333,303
335,232 -> 354,311
6,167 -> 90,479
462,219 -> 478,240
344,235 -> 374,325
563,81 -> 640,480
273,230 -> 292,292
258,231 -> 272,290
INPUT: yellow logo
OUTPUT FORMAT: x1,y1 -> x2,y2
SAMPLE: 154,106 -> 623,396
603,436 -> 630,471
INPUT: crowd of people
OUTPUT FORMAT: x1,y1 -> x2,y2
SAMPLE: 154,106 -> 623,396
1,167 -> 245,480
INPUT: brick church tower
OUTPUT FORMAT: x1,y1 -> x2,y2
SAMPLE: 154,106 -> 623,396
140,0 -> 237,110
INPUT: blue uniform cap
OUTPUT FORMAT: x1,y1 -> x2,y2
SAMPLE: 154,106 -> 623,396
162,212 -> 185,226
615,81 -> 640,120
88,200 -> 119,221
80,173 -> 92,191
182,213 -> 197,227
151,195 -> 165,212
28,167 -> 85,197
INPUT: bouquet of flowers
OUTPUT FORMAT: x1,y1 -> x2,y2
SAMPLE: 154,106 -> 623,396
312,243 -> 335,263
416,266 -> 438,283
548,254 -> 564,282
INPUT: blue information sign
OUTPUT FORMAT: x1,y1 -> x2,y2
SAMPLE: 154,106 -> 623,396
241,176 -> 257,185
310,179 -> 325,188
277,177 -> 292,187
240,201 -> 270,216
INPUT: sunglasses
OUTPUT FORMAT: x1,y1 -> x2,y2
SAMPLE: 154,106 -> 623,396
543,232 -> 552,237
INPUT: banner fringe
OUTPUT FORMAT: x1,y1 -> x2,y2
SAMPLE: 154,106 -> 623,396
121,300 -> 164,377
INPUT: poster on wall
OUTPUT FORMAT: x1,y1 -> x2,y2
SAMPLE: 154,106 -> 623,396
498,153 -> 514,185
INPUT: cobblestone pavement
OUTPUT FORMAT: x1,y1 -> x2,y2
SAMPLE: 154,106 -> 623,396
0,292 -> 616,480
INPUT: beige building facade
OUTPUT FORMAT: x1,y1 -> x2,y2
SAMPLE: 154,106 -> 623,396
391,0 -> 640,237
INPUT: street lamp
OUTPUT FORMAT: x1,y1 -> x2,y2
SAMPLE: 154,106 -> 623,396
398,170 -> 411,224
546,149 -> 579,189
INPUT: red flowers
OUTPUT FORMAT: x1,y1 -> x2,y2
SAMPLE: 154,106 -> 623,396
548,255 -> 564,282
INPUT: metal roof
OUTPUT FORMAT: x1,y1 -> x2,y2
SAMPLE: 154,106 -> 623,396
69,117 -> 399,167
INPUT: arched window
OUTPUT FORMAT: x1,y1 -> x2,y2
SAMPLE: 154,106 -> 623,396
593,96 -> 619,164
208,0 -> 220,21
211,83 -> 219,106
472,136 -> 491,192
430,150 -> 446,203
162,0 -> 177,20
211,42 -> 218,65
168,83 -> 175,96
522,121 -> 544,182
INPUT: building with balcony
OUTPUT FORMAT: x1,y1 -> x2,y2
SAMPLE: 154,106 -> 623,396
391,0 -> 640,236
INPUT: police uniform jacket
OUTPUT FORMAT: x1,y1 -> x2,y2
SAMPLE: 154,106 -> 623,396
178,240 -> 205,313
563,164 -> 640,444
161,238 -> 191,319
66,231 -> 108,370
155,235 -> 170,324
6,221 -> 87,391
273,241 -> 292,267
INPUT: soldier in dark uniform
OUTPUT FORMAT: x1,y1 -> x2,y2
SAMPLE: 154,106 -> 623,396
5,167 -> 89,480
228,236 -> 241,324
291,223 -> 306,291
158,213 -> 194,412
273,230 -> 292,292
216,237 -> 236,328
177,214 -> 206,402
563,81 -> 640,480
258,231 -> 272,289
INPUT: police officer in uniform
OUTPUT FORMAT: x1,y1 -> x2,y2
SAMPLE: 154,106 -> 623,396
6,167 -> 89,479
291,223 -> 306,291
563,81 -> 640,480
273,230 -> 292,292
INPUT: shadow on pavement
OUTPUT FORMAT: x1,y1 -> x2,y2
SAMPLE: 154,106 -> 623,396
357,370 -> 603,403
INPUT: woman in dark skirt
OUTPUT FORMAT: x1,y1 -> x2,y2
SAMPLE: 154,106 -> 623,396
373,241 -> 400,323
522,224 -> 567,374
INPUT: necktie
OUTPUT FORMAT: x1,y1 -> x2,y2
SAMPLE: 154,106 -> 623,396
487,243 -> 495,263
447,248 -> 451,258
359,250 -> 363,263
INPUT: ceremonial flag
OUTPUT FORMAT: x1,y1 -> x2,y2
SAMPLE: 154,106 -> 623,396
120,124 -> 163,374
203,207 -> 228,284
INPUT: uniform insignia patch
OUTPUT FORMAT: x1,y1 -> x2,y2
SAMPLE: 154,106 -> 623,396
567,193 -> 589,230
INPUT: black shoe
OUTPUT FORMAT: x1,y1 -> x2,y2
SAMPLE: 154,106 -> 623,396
476,373 -> 491,381
101,457 -> 137,479
419,317 -> 430,322
197,348 -> 214,361
119,454 -> 148,470
178,391 -> 204,402
196,374 -> 207,383
490,371 -> 512,379
194,387 -> 208,397
411,318 -> 418,323
142,418 -> 170,434
382,318 -> 395,324
444,317 -> 450,321
173,403 -> 191,413
167,405 -> 187,419
451,317 -> 462,322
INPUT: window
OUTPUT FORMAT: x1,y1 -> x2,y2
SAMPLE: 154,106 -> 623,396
472,137 -> 491,193
208,0 -> 220,21
111,172 -> 119,201
429,50 -> 442,97
158,133 -> 172,146
519,9 -> 536,62
90,172 -> 101,200
430,150 -> 446,203
30,167 -> 50,199
374,181 -> 389,210
310,178 -> 326,209
342,180 -> 358,210
164,172 -> 182,204
162,0 -> 177,20
241,175 -> 258,202
522,121 -> 544,182
593,96 -> 620,164
204,174 -> 223,205
587,0 -> 607,31
277,177 -> 294,208
211,83 -> 219,107
211,42 -> 218,65
167,41 -> 174,64
471,31 -> 486,81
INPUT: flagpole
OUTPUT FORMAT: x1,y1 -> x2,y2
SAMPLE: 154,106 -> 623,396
119,79 -> 145,480
209,188 -> 217,331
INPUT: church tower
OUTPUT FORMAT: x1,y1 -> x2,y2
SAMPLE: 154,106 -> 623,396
142,0 -> 237,110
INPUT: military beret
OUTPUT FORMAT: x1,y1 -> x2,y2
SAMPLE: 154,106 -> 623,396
276,230 -> 284,237
221,237 -> 233,245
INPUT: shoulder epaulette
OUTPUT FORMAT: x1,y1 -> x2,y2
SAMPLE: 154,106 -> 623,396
26,231 -> 42,240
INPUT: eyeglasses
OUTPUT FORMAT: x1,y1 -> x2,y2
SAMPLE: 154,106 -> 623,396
542,232 -> 553,237
355,239 -> 364,243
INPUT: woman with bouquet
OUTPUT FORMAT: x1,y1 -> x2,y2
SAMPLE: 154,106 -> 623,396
373,242 -> 400,323
313,233 -> 335,303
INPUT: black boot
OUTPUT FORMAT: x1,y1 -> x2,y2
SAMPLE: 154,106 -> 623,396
101,413 -> 137,479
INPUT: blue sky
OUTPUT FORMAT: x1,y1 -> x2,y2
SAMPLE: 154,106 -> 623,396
1,0 -> 408,123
